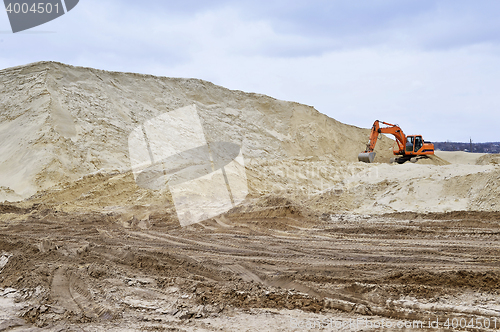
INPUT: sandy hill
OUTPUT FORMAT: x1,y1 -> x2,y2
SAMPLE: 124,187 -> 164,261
0,61 -> 394,202
2,61 -> 496,216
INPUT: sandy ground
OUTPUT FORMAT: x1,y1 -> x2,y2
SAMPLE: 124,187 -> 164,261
435,151 -> 486,165
1,203 -> 500,331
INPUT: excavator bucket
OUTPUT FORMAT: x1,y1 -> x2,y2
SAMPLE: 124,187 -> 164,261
358,152 -> 376,163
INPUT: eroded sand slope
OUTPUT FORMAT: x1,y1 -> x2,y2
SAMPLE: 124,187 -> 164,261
0,61 -> 394,202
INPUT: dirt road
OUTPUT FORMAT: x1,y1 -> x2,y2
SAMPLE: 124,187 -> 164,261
1,200 -> 500,331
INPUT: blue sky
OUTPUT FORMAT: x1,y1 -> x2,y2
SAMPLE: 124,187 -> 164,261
1,0 -> 500,142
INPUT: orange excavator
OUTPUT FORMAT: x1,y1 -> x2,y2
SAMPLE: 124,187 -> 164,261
358,120 -> 434,163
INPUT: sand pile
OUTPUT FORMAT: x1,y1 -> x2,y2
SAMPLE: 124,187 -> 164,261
1,61 -> 498,216
0,61 -> 395,202
476,153 -> 500,165
410,154 -> 450,165
336,163 -> 500,213
436,151 -> 486,165
245,158 -> 500,214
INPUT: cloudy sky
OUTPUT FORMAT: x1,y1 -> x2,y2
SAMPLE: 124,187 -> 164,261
1,0 -> 499,142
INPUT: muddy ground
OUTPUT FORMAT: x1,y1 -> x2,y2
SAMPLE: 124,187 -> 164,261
1,198 -> 500,331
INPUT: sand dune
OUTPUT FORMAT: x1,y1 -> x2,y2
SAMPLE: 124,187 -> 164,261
0,61 -> 395,202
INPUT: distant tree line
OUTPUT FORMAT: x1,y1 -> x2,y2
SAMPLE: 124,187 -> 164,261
433,141 -> 500,153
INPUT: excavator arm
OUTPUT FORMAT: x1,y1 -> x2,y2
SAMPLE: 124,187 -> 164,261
358,120 -> 407,163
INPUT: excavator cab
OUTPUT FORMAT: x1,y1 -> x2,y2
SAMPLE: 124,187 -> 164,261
414,136 -> 423,152
407,135 -> 423,153
406,136 -> 414,152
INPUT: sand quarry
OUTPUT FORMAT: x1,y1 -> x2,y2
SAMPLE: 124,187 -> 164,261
0,62 -> 500,331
